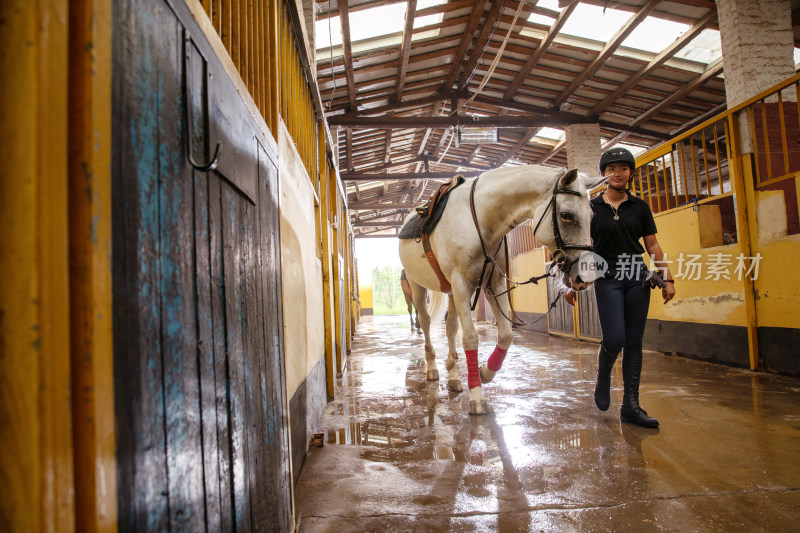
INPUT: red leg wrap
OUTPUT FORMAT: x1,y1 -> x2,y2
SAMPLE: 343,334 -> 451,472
465,349 -> 481,390
487,346 -> 508,372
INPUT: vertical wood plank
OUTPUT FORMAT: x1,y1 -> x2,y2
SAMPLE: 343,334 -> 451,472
157,23 -> 205,531
241,191 -> 268,532
193,169 -> 223,533
231,0 -> 240,71
112,0 -> 169,528
268,0 -> 279,131
257,143 -> 293,529
221,185 -> 253,533
68,0 -> 117,530
0,0 -> 74,531
207,174 -> 235,533
221,0 -> 232,56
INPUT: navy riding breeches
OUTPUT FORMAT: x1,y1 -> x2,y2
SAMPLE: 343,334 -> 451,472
593,265 -> 651,356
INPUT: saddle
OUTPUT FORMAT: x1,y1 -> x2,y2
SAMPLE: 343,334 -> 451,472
398,175 -> 466,240
398,175 -> 466,294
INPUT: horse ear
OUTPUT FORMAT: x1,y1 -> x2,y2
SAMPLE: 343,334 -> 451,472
581,174 -> 606,191
559,168 -> 579,188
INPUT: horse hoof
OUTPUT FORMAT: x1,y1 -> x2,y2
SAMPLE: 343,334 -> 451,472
447,379 -> 463,392
479,364 -> 496,384
469,399 -> 490,415
426,369 -> 439,381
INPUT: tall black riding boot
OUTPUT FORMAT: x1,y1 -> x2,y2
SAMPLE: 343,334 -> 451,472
594,344 -> 617,411
620,348 -> 659,428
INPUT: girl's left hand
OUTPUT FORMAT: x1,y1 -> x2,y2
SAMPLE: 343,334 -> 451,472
662,283 -> 676,304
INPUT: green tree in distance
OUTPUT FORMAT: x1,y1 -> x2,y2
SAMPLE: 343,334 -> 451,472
372,266 -> 407,315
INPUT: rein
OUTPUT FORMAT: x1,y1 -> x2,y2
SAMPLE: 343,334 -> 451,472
468,173 -> 592,326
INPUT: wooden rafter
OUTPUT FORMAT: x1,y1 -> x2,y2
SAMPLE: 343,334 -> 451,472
456,0 -> 504,90
338,0 -> 358,111
552,0 -> 660,109
345,128 -> 354,170
589,10 -> 717,116
536,139 -> 566,165
493,127 -> 541,168
630,61 -> 724,127
342,171 -> 482,181
353,220 -> 405,227
352,202 -> 416,210
383,116 -> 393,164
443,1 -> 488,92
503,2 -> 578,100
395,0 -> 417,102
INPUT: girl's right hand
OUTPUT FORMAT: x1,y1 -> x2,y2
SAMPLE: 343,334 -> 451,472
564,289 -> 576,306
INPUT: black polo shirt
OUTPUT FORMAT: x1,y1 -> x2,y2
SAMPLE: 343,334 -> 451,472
590,192 -> 657,265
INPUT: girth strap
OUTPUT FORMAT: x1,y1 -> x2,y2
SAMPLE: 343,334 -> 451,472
421,232 -> 452,294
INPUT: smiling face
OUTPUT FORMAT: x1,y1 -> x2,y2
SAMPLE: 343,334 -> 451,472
602,162 -> 632,189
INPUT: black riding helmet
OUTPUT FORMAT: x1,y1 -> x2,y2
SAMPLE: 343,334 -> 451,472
599,147 -> 636,174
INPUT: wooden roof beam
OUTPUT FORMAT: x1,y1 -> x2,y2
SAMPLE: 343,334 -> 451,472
328,115 -> 596,128
395,0 -> 417,102
630,61 -> 724,127
493,127 -> 541,167
338,1 -> 359,111
589,10 -> 717,116
342,171 -> 483,181
346,128 -> 354,170
443,1 -> 488,91
354,220 -> 405,227
552,0 -> 660,110
503,2 -> 578,100
456,0 -> 504,90
536,139 -> 566,165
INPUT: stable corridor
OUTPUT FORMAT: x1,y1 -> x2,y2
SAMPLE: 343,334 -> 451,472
295,315 -> 800,532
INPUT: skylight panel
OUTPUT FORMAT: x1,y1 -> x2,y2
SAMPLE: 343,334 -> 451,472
621,17 -> 690,53
316,1 -> 444,51
414,0 -> 445,29
535,128 -> 565,141
673,29 -> 722,65
526,1 -> 631,42
553,3 -> 631,43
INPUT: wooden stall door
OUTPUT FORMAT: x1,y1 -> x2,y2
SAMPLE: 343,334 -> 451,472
577,285 -> 602,341
547,277 -> 574,335
112,0 -> 291,531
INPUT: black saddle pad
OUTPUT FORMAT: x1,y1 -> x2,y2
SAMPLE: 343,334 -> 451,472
398,177 -> 465,240
398,212 -> 424,239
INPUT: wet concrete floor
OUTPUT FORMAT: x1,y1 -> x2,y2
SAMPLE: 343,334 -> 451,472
294,315 -> 800,532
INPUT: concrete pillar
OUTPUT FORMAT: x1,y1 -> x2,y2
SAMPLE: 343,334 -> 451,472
717,0 -> 795,107
564,123 -> 602,175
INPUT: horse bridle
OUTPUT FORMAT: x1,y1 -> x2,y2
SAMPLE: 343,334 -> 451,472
468,172 -> 594,324
531,172 -> 595,277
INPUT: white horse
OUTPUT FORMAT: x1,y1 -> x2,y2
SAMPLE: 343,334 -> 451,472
399,165 -> 605,415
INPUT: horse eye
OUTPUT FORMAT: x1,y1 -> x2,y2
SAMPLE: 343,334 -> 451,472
560,212 -> 574,223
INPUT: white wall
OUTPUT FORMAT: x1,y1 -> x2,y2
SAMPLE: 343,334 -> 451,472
278,120 -> 325,399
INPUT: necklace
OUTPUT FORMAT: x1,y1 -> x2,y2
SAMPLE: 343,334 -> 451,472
610,204 -> 620,221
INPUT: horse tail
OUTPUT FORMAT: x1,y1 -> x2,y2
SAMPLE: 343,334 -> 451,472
428,291 -> 447,326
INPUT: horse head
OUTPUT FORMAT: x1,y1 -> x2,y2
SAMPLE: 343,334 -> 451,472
533,169 -> 606,291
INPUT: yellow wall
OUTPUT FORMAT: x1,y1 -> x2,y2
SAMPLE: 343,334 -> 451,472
360,281 -> 374,310
646,204 -> 749,327
750,183 -> 800,329
511,248 -> 550,314
646,184 -> 800,330
279,120 -> 325,399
